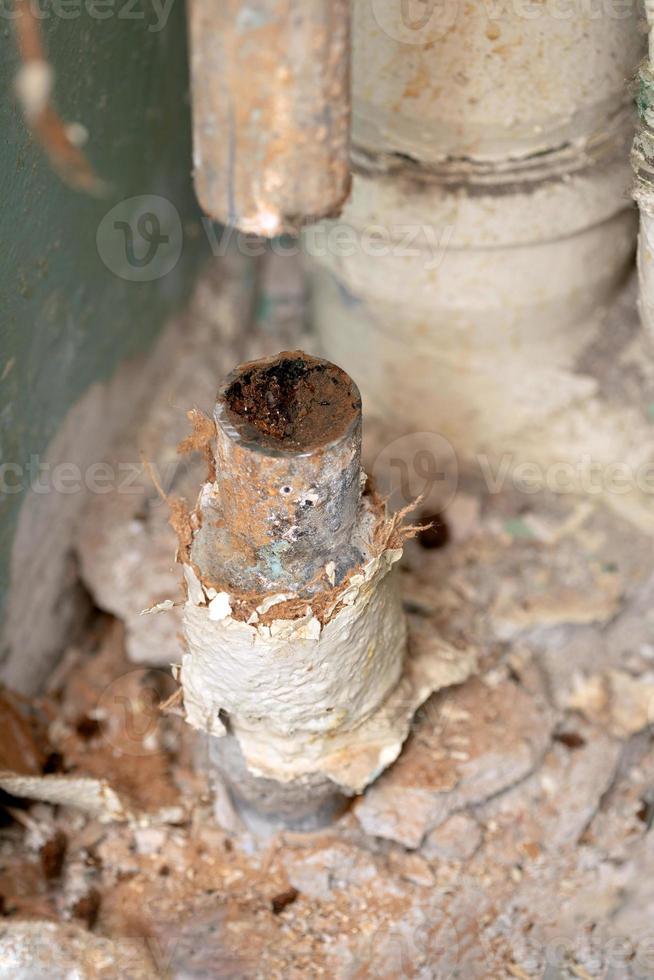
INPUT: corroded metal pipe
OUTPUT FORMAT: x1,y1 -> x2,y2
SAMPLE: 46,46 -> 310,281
187,0 -> 351,235
175,351 -> 462,831
175,350 -> 421,830
208,351 -> 363,592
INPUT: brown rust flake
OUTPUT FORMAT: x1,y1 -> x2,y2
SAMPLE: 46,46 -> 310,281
221,351 -> 360,452
177,409 -> 216,480
171,485 -> 417,629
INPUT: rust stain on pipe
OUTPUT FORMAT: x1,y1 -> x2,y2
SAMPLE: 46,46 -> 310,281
204,350 -> 362,592
187,0 -> 351,235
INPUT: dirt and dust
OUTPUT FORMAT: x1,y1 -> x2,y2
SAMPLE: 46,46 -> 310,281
2,259 -> 654,977
3,481 -> 654,977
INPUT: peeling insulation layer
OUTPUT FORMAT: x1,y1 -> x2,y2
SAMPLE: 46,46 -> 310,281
179,462 -> 482,799
172,348 -> 473,798
181,549 -> 405,744
179,537 -> 477,793
181,545 -> 410,790
176,475 -> 455,794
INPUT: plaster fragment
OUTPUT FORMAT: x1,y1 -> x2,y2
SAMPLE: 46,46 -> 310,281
183,564 -> 206,606
140,599 -> 175,616
207,592 -> 232,621
0,772 -> 127,822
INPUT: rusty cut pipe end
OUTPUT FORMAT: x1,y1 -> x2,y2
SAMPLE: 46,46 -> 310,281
187,0 -> 351,236
218,350 -> 360,454
210,351 -> 362,592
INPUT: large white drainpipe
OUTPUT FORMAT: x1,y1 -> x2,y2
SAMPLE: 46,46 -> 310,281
308,1 -> 653,529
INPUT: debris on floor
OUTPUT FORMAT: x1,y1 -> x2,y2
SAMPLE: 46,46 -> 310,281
2,260 -> 654,977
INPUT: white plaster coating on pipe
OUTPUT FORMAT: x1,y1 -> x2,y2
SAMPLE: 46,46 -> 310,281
353,0 -> 643,163
180,545 -> 476,791
175,350 -> 480,800
182,547 -> 404,734
237,629 -> 477,792
180,548 -> 407,782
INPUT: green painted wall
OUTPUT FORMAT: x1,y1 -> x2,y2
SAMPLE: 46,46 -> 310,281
0,0 -> 206,635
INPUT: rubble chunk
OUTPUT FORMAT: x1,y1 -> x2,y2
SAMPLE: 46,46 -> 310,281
355,678 -> 554,848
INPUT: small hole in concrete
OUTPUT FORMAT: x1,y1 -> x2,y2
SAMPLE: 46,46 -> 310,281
417,511 -> 450,550
75,715 -> 102,740
637,796 -> 654,829
554,731 -> 586,750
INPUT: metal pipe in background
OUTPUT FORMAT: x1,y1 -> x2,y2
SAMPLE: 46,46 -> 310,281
187,0 -> 351,236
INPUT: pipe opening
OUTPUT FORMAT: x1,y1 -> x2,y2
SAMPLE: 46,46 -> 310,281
220,351 -> 360,453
